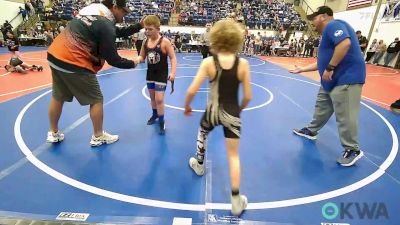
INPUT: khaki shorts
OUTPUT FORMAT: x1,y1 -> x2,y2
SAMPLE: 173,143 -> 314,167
51,67 -> 103,105
9,56 -> 23,67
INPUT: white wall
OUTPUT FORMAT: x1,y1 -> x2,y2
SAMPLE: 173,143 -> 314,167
369,6 -> 400,66
301,0 -> 325,14
334,5 -> 377,35
334,5 -> 400,66
369,2 -> 400,44
0,0 -> 24,29
325,0 -> 348,13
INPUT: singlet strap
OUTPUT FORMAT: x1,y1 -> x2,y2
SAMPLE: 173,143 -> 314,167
157,36 -> 163,45
232,56 -> 239,71
211,55 -> 222,83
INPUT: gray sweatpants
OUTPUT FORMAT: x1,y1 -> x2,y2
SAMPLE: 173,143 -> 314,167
307,84 -> 363,151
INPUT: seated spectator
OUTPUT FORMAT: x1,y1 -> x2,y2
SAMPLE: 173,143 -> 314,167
365,39 -> 378,63
382,37 -> 400,67
372,40 -> 386,65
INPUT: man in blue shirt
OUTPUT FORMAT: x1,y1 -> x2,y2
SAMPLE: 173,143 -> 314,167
289,6 -> 366,166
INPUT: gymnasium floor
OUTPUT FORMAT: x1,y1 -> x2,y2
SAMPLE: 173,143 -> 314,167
0,47 -> 399,225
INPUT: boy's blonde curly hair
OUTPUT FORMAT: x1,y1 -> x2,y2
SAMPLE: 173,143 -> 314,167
210,19 -> 244,54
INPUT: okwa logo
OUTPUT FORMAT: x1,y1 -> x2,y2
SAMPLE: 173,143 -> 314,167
321,202 -> 389,220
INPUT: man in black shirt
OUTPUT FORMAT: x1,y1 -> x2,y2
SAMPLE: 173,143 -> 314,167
356,30 -> 368,53
279,35 -> 285,45
2,21 -> 13,33
313,36 -> 320,58
174,31 -> 182,53
383,37 -> 400,67
303,38 -> 313,57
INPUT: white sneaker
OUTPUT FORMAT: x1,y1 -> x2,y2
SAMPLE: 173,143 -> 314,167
231,194 -> 248,216
189,157 -> 204,176
90,131 -> 119,147
46,131 -> 65,143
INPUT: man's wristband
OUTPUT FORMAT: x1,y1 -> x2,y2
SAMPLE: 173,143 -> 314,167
326,64 -> 336,72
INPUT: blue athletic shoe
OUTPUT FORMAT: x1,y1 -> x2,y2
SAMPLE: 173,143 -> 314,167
293,127 -> 317,140
337,150 -> 364,167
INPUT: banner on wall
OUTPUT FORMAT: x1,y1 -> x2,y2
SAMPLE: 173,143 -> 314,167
381,0 -> 400,22
347,0 -> 373,9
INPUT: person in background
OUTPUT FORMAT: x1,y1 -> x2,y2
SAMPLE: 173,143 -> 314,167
199,23 -> 211,58
19,6 -> 27,21
132,29 -> 145,54
382,37 -> 400,67
174,31 -> 182,53
356,30 -> 368,53
372,40 -> 386,65
313,36 -> 320,58
365,39 -> 377,63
